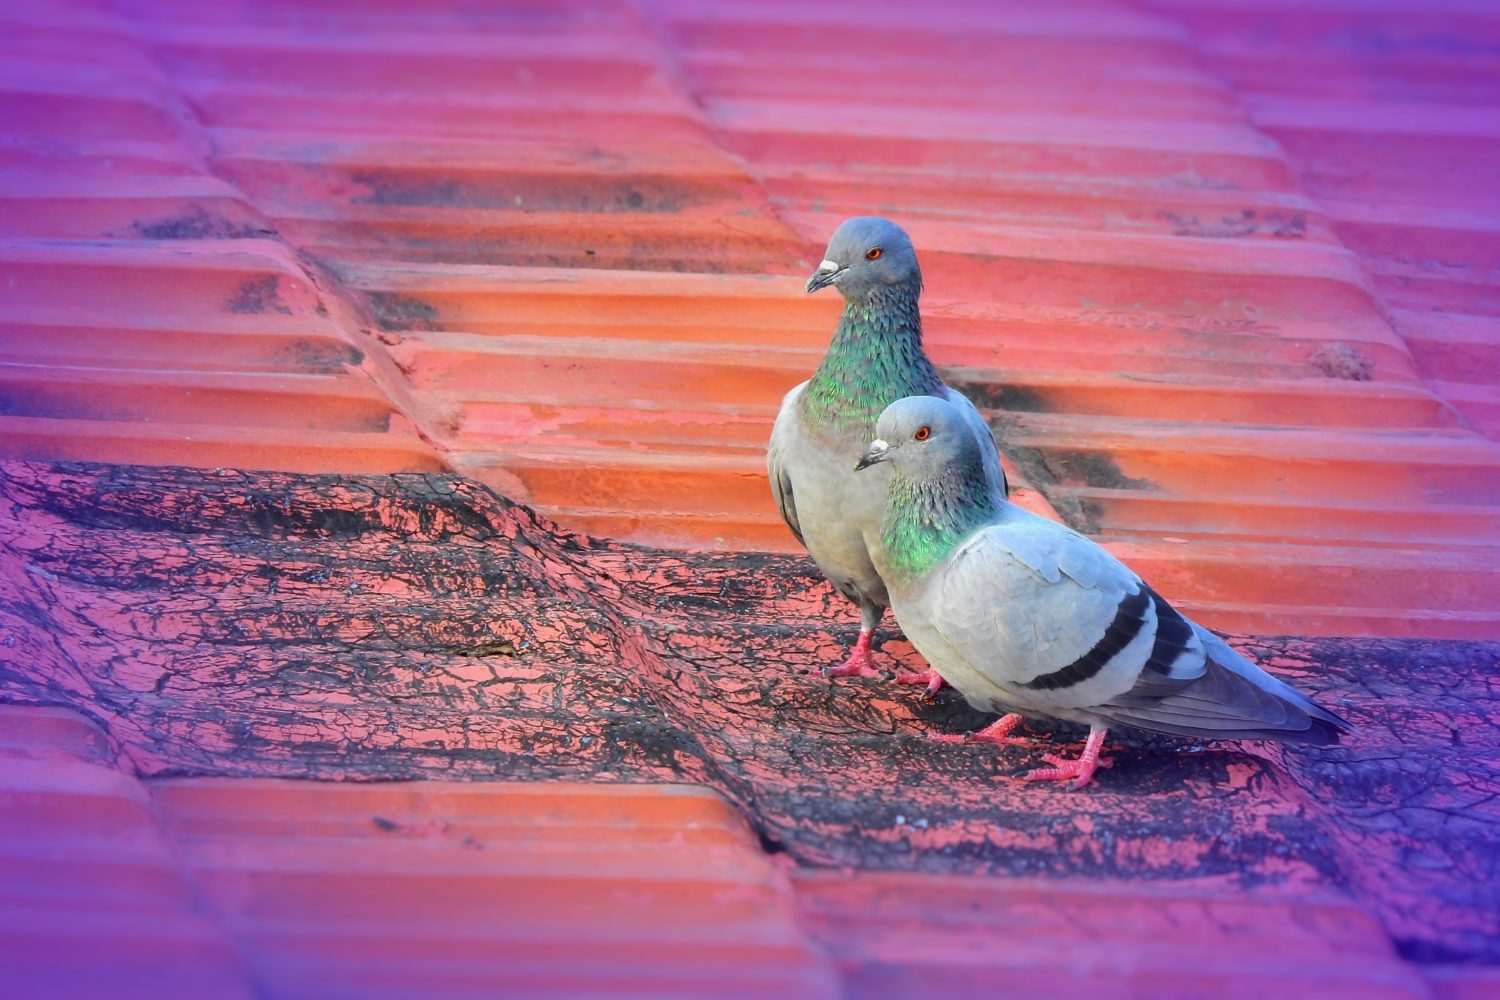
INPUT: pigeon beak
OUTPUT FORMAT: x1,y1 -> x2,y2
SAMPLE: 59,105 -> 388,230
855,439 -> 890,472
805,259 -> 844,293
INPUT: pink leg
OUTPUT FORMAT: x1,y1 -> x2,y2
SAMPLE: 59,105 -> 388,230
1023,725 -> 1114,790
894,667 -> 947,698
824,628 -> 880,679
930,713 -> 1031,747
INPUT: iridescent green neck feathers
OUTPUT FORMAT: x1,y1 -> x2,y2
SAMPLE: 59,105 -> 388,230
800,284 -> 941,429
880,468 -> 998,585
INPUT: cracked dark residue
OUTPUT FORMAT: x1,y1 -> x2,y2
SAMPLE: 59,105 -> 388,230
1,459 -> 1497,963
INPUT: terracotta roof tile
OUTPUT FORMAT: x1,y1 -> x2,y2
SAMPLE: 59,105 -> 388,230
0,707 -> 257,1000
792,870 -> 1435,999
150,779 -> 838,1000
0,706 -> 840,999
3,0 -> 1499,995
5,682 -> 1493,1000
1155,0 -> 1500,440
6,0 -> 1499,633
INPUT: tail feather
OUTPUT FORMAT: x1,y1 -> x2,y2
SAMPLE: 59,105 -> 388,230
1100,625 -> 1353,746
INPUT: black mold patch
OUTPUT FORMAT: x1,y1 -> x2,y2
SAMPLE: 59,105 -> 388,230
365,291 -> 441,332
1040,449 -> 1156,492
1158,209 -> 1308,240
958,380 -> 1054,415
276,340 -> 364,371
350,171 -> 697,213
1012,448 -> 1155,531
1073,493 -> 1109,536
963,383 -> 1157,533
940,374 -> 1157,533
228,276 -> 292,315
943,375 -> 1071,523
128,206 -> 270,242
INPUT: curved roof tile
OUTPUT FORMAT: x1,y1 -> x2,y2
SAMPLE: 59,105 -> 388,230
2,0 -> 1498,996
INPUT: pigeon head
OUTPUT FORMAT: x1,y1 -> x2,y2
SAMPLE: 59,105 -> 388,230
806,217 -> 921,299
856,395 -> 979,476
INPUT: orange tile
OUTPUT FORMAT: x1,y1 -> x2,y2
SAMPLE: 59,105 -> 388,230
3,2 -> 1500,993
149,779 -> 838,1000
793,870 -> 1432,1000
7,0 -> 1500,638
0,707 -> 256,1000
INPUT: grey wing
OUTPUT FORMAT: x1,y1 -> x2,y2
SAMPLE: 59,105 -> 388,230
941,385 -> 1008,498
924,520 -> 1151,709
767,381 -> 808,545
1097,594 -> 1351,745
928,512 -> 1351,744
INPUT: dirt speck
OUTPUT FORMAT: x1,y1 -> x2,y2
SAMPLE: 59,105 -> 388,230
1309,342 -> 1374,381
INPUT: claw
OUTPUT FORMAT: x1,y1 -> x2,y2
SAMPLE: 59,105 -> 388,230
928,713 -> 1030,747
1021,726 -> 1112,789
894,668 -> 946,700
824,629 -> 880,679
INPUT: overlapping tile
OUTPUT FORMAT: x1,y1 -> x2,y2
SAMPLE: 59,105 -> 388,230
0,704 -> 838,1000
651,0 -> 1500,637
1149,0 -> 1500,439
150,779 -> 837,1000
4,460 -> 1497,977
0,5 -> 444,478
0,705 -> 257,1000
6,0 -> 1497,637
793,871 -> 1433,1000
2,1 -> 1499,995
13,689 -> 1482,998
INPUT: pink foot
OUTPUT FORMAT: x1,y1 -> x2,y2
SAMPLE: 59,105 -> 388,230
824,629 -> 880,679
929,713 -> 1031,747
894,668 -> 946,700
1022,726 -> 1113,789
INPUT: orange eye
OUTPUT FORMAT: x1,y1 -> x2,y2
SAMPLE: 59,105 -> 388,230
866,247 -> 883,260
914,425 -> 931,441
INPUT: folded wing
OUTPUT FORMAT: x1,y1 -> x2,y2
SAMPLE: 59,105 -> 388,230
924,510 -> 1350,744
766,382 -> 808,545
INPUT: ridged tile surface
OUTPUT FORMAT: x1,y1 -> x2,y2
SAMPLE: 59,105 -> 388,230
4,675 -> 1492,999
2,1 -> 1499,997
4,0 -> 1497,637
2,460 -> 1497,996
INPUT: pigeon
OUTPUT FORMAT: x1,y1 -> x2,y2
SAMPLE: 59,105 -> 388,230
768,217 -> 1007,682
855,395 -> 1352,789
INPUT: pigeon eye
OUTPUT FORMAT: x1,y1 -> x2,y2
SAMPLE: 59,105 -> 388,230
914,426 -> 931,441
866,247 -> 883,260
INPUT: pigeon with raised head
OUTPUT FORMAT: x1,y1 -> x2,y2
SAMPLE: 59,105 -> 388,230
768,217 -> 1007,682
855,395 -> 1352,788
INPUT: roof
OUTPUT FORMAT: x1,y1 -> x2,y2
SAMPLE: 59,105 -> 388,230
2,0 -> 1498,997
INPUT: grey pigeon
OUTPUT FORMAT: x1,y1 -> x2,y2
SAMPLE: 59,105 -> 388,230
768,217 -> 1007,681
855,395 -> 1352,788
